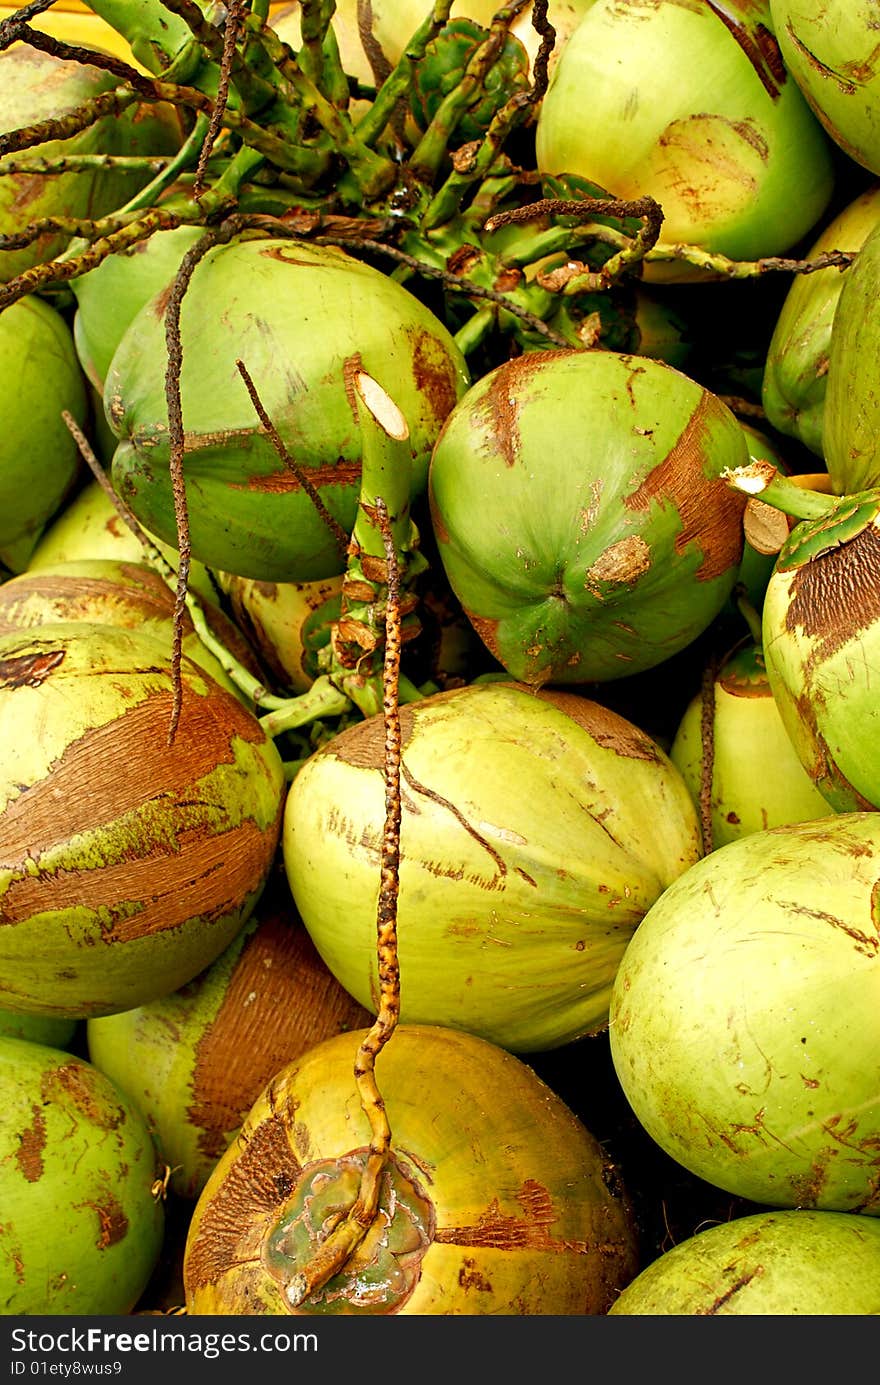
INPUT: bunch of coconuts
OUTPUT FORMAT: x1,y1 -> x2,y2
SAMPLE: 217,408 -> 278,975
1,0 -> 880,1320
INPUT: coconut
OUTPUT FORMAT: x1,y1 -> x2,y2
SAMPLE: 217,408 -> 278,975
0,623 -> 286,1018
762,183 -> 880,459
0,558 -> 267,705
0,45 -> 183,280
823,217 -> 880,494
215,570 -> 343,696
283,679 -> 701,1053
770,0 -> 880,174
0,1037 -> 165,1314
609,813 -> 880,1214
609,1209 -> 880,1315
428,349 -> 749,686
0,295 -> 87,573
670,640 -> 834,848
534,0 -> 835,282
105,236 -> 471,583
183,1024 -> 640,1314
760,488 -> 880,810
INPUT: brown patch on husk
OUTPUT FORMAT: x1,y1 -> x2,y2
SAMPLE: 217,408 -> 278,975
86,1197 -> 129,1249
436,1179 -> 586,1251
0,648 -> 65,689
242,460 -> 361,494
0,684 -> 269,864
472,352 -> 570,469
44,1063 -> 124,1131
535,691 -> 662,761
183,1110 -> 302,1290
622,393 -> 745,581
1,817 -> 277,943
586,535 -> 652,588
705,2 -> 787,97
14,1103 -> 46,1182
188,911 -> 370,1163
784,523 -> 880,662
410,328 -> 462,423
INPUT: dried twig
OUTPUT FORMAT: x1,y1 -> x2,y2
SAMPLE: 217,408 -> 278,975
235,358 -> 350,559
284,491 -> 403,1310
192,0 -> 244,198
699,654 -> 719,856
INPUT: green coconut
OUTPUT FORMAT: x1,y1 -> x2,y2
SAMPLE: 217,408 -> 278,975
0,1036 -> 165,1314
183,1024 -> 640,1314
760,488 -> 880,810
823,217 -> 880,494
0,558 -> 265,705
87,895 -> 370,1200
609,812 -> 880,1215
609,1209 -> 880,1315
670,640 -> 834,848
0,622 -> 286,1019
0,294 -> 87,573
0,44 -> 183,281
535,0 -> 835,282
770,0 -> 880,174
428,349 -> 749,686
762,183 -> 880,458
105,236 -> 470,583
283,680 -> 701,1053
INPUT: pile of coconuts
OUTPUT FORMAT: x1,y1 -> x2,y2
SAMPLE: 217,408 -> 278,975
1,0 -> 879,1318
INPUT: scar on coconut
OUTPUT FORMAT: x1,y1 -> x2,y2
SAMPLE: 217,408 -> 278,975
284,487 -> 405,1310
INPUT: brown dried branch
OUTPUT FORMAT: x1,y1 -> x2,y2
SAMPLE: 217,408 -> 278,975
284,491 -> 403,1311
161,222 -> 239,743
699,654 -> 719,857
527,0 -> 555,103
5,21 -> 161,93
0,0 -> 54,49
0,205 -> 183,310
0,208 -> 339,313
484,193 -> 664,238
234,357 -> 350,559
192,0 -> 244,198
356,0 -> 392,89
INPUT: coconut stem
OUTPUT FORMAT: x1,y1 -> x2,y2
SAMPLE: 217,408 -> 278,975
722,459 -> 841,520
285,494 -> 403,1311
327,370 -> 426,717
645,243 -> 854,280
